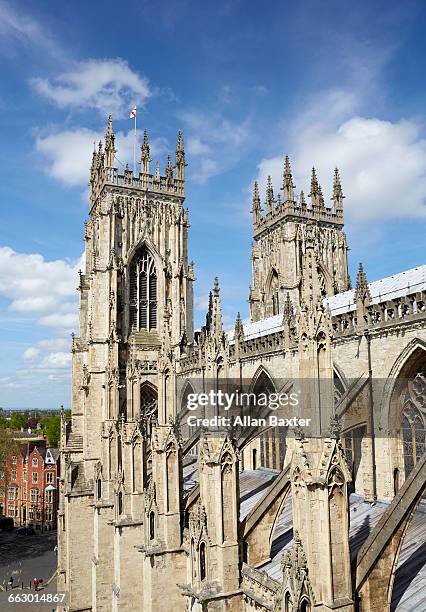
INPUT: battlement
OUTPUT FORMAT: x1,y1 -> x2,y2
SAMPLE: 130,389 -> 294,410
91,165 -> 185,199
251,158 -> 345,238
89,115 -> 186,206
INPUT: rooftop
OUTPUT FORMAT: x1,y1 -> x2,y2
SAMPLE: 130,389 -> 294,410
227,263 -> 426,342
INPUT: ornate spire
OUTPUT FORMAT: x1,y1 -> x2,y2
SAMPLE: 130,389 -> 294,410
332,167 -> 345,212
309,168 -> 324,208
205,291 -> 213,334
251,181 -> 263,226
300,190 -> 307,208
90,142 -> 97,182
234,312 -> 244,343
153,161 -> 160,186
140,129 -> 150,174
282,155 -> 295,204
104,115 -> 116,167
165,154 -> 174,188
266,175 -> 275,215
282,292 -> 297,347
283,292 -> 293,321
211,276 -> 223,337
354,262 -> 371,306
175,130 -> 186,182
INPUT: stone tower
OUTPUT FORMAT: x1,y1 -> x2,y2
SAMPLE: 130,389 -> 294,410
249,160 -> 351,321
58,116 -> 194,610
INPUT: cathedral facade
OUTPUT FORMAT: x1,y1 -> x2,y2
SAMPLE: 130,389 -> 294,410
58,117 -> 426,611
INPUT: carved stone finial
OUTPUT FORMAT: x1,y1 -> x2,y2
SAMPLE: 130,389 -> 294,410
140,129 -> 150,172
332,167 -> 345,211
328,412 -> 341,439
355,262 -> 371,306
234,311 -> 244,342
266,175 -> 275,215
251,181 -> 263,225
282,155 -> 295,203
309,167 -> 324,208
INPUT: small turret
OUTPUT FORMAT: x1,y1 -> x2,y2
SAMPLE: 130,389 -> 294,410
282,155 -> 295,204
90,143 -> 97,183
265,175 -> 275,215
234,311 -> 244,343
331,167 -> 344,213
354,262 -> 371,307
211,276 -> 223,338
165,155 -> 174,188
104,114 -> 116,168
153,161 -> 160,187
251,181 -> 263,226
140,129 -> 150,175
309,168 -> 324,209
175,130 -> 186,183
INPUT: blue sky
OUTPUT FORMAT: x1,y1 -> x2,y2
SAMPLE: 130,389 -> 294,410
1,0 -> 426,409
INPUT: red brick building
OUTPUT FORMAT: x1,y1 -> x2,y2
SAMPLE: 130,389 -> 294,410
0,441 -> 59,530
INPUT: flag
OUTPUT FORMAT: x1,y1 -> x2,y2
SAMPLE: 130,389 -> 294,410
130,106 -> 137,119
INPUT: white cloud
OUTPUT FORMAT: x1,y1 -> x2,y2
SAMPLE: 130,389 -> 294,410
0,1 -> 56,52
35,128 -> 99,186
179,109 -> 252,184
195,159 -> 218,184
30,58 -> 151,118
187,137 -> 212,156
38,338 -> 69,351
23,347 -> 40,362
256,116 -> 426,222
0,246 -> 82,334
21,339 -> 71,382
35,127 -> 170,187
39,352 -> 71,370
39,313 -> 79,328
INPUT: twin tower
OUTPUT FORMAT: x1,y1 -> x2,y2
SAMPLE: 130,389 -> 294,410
58,115 -> 353,611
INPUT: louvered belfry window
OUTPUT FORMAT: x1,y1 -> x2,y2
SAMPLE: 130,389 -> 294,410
129,249 -> 157,331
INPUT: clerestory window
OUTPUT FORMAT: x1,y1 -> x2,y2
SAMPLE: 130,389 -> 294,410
129,248 -> 157,331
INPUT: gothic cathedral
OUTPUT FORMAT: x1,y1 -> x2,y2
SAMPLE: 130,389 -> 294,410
58,117 -> 426,611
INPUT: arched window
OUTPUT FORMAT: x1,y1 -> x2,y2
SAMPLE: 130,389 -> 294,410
399,364 -> 426,478
300,600 -> 311,612
97,479 -> 102,500
118,491 -> 123,516
149,511 -> 155,540
199,542 -> 207,581
284,591 -> 293,612
140,383 -> 158,437
129,248 -> 157,332
267,269 -> 280,316
253,371 -> 286,469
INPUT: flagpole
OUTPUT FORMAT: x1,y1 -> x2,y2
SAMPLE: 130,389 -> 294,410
133,111 -> 137,175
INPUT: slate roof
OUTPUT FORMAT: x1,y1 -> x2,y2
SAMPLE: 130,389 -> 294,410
326,263 -> 426,316
182,460 -> 426,610
226,264 -> 426,342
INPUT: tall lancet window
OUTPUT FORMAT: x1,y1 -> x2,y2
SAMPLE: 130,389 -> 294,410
267,269 -> 280,316
129,248 -> 157,331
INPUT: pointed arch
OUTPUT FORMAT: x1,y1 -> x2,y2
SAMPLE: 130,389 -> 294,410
128,243 -> 158,331
140,381 -> 158,437
250,365 -> 276,394
385,340 -> 426,481
250,367 -> 287,469
265,267 -> 280,316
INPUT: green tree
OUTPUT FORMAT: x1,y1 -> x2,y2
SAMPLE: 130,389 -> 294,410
0,429 -> 18,502
42,415 -> 61,447
9,412 -> 28,430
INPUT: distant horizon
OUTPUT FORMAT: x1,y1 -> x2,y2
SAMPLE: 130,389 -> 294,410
1,406 -> 69,412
